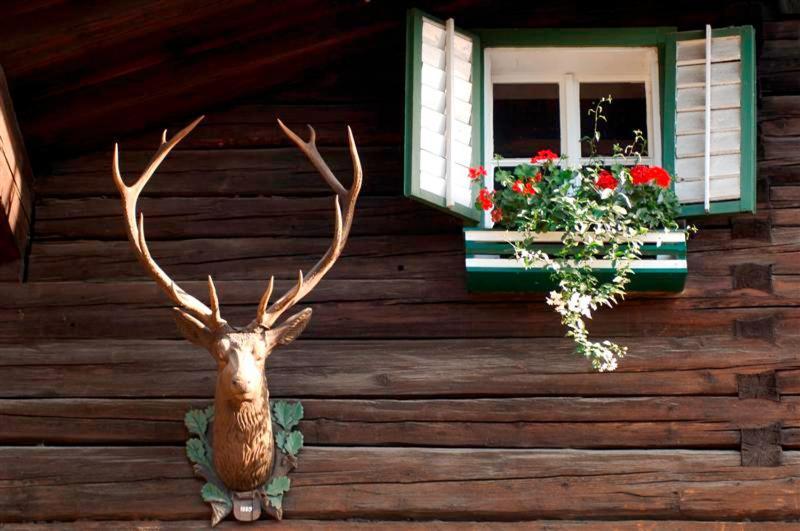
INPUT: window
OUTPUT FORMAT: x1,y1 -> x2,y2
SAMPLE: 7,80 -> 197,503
403,9 -> 756,222
484,47 -> 661,171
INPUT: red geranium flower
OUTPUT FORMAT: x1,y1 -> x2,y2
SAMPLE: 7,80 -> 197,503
531,149 -> 559,164
491,207 -> 503,223
646,166 -> 671,188
630,165 -> 651,185
523,181 -> 536,195
533,172 -> 543,182
512,180 -> 537,196
596,170 -> 618,190
477,188 -> 494,210
468,165 -> 487,181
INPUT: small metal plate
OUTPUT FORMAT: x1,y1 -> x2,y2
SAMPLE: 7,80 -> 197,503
233,490 -> 261,522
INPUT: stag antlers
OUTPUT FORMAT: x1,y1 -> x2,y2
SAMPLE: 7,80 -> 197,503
112,116 -> 362,334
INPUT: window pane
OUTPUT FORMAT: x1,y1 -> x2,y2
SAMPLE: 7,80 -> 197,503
493,83 -> 560,158
580,82 -> 648,157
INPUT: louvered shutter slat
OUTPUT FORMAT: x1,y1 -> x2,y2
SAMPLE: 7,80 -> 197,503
404,9 -> 482,222
664,26 -> 756,216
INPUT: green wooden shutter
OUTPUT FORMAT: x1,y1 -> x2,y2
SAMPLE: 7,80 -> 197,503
404,8 -> 482,223
663,25 -> 756,217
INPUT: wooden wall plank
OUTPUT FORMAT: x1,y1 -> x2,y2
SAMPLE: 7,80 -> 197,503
32,197 -> 463,241
0,66 -> 32,261
25,235 -> 463,282
37,147 -> 402,198
31,198 -> 800,243
2,397 -> 799,448
24,235 -> 800,282
24,227 -> 799,281
0,338 -> 796,399
3,521 -> 798,531
0,278 -> 798,341
114,103 -> 402,151
2,447 -> 800,522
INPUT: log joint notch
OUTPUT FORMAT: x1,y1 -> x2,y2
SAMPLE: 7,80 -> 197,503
737,371 -> 783,467
741,423 -> 782,467
737,371 -> 780,401
731,263 -> 773,292
734,314 -> 777,342
731,216 -> 772,242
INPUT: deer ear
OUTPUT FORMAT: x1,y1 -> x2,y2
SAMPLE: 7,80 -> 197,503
173,308 -> 215,350
271,308 -> 313,346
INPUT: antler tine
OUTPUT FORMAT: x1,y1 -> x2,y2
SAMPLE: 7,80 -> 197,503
277,119 -> 348,198
207,276 -> 225,328
253,122 -> 361,329
114,116 -> 226,332
256,276 -> 275,318
137,212 -> 223,327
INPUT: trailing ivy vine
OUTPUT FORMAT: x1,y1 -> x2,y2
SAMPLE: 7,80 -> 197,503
185,400 -> 304,526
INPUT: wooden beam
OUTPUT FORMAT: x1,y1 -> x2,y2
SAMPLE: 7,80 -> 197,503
2,520 -> 798,530
3,397 -> 800,448
2,447 -> 800,521
0,66 -> 32,264
1,337 -> 799,399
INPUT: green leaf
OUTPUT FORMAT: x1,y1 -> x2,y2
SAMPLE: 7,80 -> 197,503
202,483 -> 232,527
267,495 -> 283,509
186,437 -> 208,466
282,431 -> 304,456
202,482 -> 231,505
272,401 -> 303,431
275,430 -> 287,450
185,408 -> 209,437
266,475 -> 291,496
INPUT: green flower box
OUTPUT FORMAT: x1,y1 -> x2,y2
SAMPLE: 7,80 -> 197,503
464,228 -> 688,293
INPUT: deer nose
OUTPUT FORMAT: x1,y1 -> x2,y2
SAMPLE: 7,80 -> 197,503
231,376 -> 248,393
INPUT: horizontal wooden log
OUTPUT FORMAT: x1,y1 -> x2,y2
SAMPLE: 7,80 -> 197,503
2,521 -> 797,530
2,397 -> 799,448
35,198 -> 793,243
32,199 -> 793,246
114,103 -> 402,150
1,337 -> 799,399
32,197 -> 463,240
761,117 -> 800,137
37,147 -> 401,198
761,136 -> 800,162
25,235 -> 463,282
24,233 -> 800,282
761,96 -> 800,118
1,277 -> 800,341
2,447 -> 800,521
764,21 -> 800,40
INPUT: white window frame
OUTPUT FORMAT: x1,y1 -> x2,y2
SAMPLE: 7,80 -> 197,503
482,46 -> 662,225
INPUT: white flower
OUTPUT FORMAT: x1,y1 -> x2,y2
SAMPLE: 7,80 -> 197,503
547,291 -> 563,306
567,293 -> 593,318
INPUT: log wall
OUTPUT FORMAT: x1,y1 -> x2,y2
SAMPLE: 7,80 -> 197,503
2,7 -> 800,528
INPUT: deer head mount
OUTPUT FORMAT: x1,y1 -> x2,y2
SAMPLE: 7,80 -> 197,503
113,117 -> 362,492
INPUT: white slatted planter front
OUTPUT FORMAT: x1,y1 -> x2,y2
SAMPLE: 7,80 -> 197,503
464,229 -> 688,293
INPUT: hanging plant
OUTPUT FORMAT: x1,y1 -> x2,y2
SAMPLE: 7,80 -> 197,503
472,96 -> 694,372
